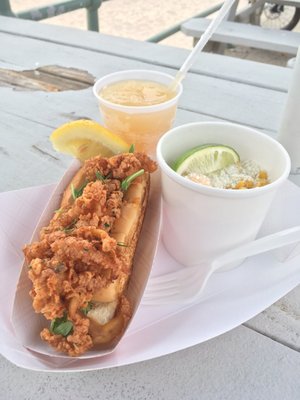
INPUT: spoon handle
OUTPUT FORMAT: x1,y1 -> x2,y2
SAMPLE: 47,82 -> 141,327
213,226 -> 300,272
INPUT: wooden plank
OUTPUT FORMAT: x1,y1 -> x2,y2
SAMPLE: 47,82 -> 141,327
0,33 -> 287,132
245,285 -> 300,351
0,104 -> 221,192
39,65 -> 95,85
0,66 -> 94,91
0,110 -> 70,191
182,18 -> 300,55
0,101 -> 273,193
0,16 -> 291,93
259,0 -> 300,6
1,325 -> 299,397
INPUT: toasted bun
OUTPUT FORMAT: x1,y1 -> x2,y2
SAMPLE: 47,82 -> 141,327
60,167 -> 87,209
61,164 -> 150,349
88,173 -> 149,347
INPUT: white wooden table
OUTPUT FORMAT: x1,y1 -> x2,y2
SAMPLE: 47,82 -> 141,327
0,15 -> 299,399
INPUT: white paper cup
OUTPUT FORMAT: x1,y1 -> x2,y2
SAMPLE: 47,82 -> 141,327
157,121 -> 291,269
93,70 -> 182,156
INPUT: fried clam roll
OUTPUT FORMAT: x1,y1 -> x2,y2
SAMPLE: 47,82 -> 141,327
23,152 -> 157,356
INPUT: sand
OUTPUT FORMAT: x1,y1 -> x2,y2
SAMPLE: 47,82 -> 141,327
10,0 -> 300,66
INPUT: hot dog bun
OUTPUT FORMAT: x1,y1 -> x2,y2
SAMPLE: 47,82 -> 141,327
23,152 -> 157,356
63,167 -> 150,348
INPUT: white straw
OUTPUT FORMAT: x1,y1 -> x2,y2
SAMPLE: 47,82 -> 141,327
171,0 -> 237,89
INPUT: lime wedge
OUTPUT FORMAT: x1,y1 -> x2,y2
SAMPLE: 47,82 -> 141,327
173,144 -> 240,176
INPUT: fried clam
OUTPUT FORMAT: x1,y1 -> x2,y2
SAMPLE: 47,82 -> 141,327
23,152 -> 156,356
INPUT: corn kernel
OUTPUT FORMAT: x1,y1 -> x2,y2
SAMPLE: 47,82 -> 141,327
258,170 -> 268,180
235,181 -> 246,189
245,180 -> 254,188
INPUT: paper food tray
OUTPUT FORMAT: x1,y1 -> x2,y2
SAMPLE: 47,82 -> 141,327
0,180 -> 299,371
11,160 -> 161,359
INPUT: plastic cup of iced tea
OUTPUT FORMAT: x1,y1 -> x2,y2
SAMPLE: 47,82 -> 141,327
93,70 -> 183,156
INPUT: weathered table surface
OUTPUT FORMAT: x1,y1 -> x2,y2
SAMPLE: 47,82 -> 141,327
0,15 -> 299,400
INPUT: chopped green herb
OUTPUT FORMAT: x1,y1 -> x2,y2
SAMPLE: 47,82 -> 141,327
117,242 -> 128,247
50,312 -> 73,337
54,208 -> 64,214
81,302 -> 93,316
96,171 -> 105,181
71,180 -> 89,200
54,263 -> 65,273
96,171 -> 113,182
121,169 -> 144,191
83,247 -> 89,252
71,184 -> 77,200
64,228 -> 74,234
63,219 -> 78,234
129,144 -> 135,153
104,222 -> 110,228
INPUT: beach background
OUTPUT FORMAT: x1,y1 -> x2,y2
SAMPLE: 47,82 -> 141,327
10,0 -> 300,65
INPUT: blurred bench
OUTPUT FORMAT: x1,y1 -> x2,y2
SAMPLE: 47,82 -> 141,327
181,17 -> 300,55
0,0 -> 106,31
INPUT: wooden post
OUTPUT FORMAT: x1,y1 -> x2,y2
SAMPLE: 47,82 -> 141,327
0,0 -> 15,16
87,0 -> 102,31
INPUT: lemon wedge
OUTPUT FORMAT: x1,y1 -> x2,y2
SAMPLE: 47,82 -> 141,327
50,120 -> 129,161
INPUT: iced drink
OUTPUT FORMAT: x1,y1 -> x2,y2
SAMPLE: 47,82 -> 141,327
93,70 -> 182,155
100,80 -> 176,106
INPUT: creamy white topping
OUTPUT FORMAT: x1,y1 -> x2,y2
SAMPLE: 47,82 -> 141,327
87,300 -> 118,325
186,160 -> 264,189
